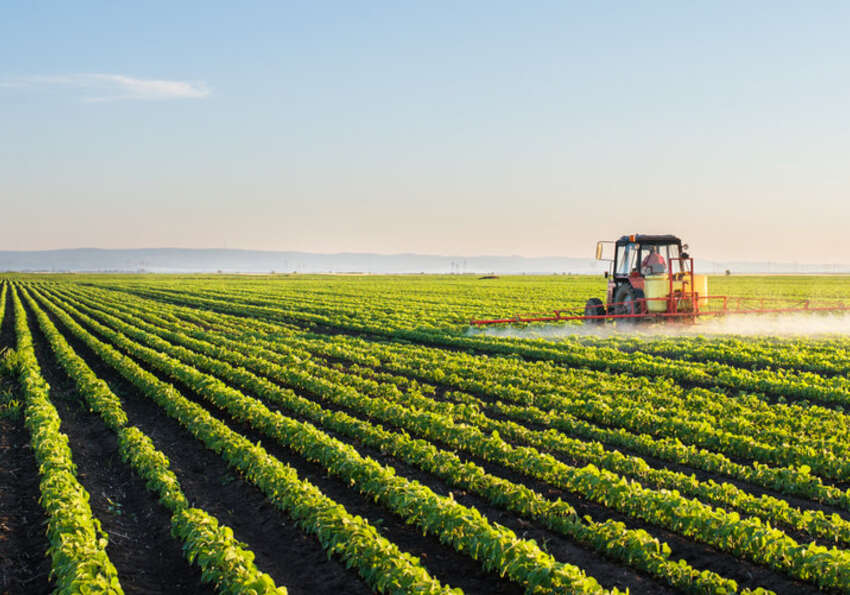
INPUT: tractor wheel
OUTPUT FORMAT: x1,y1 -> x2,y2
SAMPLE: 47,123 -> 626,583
584,298 -> 605,324
613,286 -> 646,324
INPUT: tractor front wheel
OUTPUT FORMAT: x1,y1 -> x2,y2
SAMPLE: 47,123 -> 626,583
584,298 -> 605,324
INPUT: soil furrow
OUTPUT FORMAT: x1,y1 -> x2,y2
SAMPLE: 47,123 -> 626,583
20,296 -> 210,594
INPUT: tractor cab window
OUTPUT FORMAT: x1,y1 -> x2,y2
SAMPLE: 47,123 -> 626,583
639,243 -> 686,275
666,244 -> 686,274
616,243 -> 639,275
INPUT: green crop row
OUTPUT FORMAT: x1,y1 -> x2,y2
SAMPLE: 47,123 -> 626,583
38,285 -> 850,591
567,333 -> 850,377
58,284 -> 850,549
18,285 -> 286,594
9,285 -> 124,594
95,280 -> 850,412
96,283 -> 850,466
287,332 -> 850,481
32,286 -> 616,595
302,357 -> 850,548
0,284 -> 23,422
405,330 -> 850,409
56,282 -> 850,510
25,286 -> 459,595
337,359 -> 850,514
50,283 -> 756,594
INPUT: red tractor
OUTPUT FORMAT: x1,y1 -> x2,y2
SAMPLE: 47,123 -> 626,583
584,233 -> 704,323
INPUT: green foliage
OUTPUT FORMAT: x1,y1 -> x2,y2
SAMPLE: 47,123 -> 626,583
50,286 -> 744,593
9,285 -> 123,594
19,285 -> 285,594
9,272 -> 850,594
26,286 -> 458,595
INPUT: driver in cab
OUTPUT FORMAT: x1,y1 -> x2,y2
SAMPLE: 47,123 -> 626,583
641,246 -> 666,275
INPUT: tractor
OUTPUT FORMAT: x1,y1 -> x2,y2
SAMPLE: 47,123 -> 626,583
584,233 -> 706,323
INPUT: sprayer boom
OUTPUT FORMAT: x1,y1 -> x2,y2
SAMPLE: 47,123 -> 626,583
470,297 -> 850,326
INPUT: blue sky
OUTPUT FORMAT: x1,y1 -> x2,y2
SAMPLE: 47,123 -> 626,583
2,1 -> 849,262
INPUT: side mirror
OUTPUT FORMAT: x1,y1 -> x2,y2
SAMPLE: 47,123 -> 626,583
603,271 -> 609,279
595,242 -> 604,260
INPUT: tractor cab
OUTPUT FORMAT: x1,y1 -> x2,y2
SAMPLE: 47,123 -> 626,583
611,234 -> 685,280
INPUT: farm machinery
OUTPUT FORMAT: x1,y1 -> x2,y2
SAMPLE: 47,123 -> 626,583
470,234 -> 850,326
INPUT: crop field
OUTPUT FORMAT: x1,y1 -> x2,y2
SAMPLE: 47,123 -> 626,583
4,274 -> 850,594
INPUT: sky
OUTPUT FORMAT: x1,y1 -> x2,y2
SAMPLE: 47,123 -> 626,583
2,1 -> 849,264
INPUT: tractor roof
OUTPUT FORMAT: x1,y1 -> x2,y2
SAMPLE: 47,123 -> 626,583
616,234 -> 682,246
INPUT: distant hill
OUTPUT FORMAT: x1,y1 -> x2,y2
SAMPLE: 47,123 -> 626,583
0,248 -> 604,274
0,248 -> 846,275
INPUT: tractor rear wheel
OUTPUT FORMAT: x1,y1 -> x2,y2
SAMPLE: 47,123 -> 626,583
613,285 -> 646,324
584,298 -> 605,324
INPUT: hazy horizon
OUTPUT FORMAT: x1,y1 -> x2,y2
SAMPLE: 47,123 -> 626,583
2,246 -> 848,276
4,2 -> 849,264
